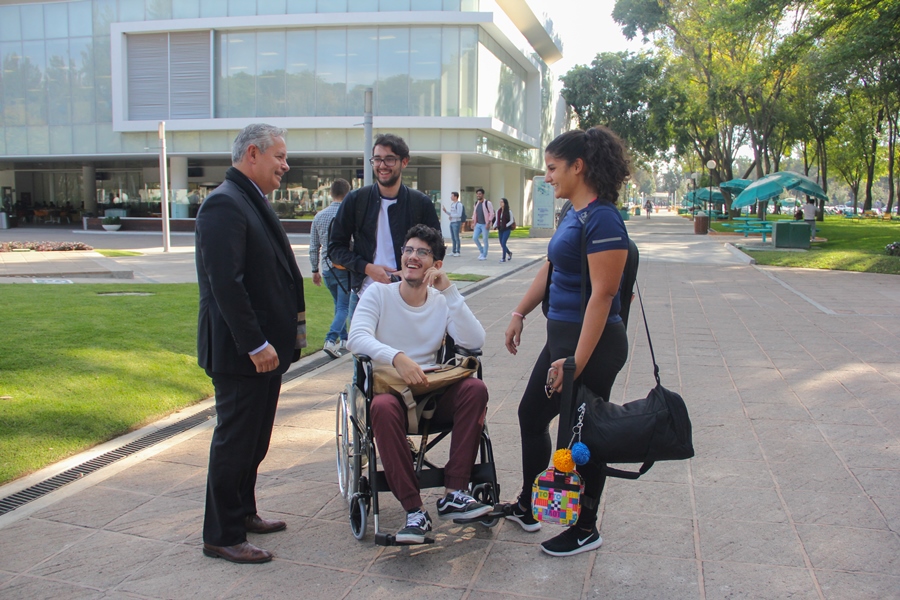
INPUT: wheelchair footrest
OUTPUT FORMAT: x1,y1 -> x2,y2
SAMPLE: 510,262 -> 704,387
452,507 -> 505,525
374,532 -> 435,546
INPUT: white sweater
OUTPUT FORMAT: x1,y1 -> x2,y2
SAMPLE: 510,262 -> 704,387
347,282 -> 485,367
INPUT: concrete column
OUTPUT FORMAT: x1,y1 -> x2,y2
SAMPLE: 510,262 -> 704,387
169,155 -> 188,193
440,153 -> 461,238
169,156 -> 189,217
505,165 -> 522,221
490,163 -> 505,205
82,165 -> 96,215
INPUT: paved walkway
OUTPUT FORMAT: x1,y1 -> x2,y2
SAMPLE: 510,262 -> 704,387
1,213 -> 899,599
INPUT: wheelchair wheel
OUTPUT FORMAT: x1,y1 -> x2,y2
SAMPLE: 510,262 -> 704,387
336,384 -> 364,503
349,493 -> 368,540
472,483 -> 500,527
350,475 -> 370,540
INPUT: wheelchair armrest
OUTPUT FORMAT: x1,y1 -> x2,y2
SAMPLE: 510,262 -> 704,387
352,354 -> 372,363
456,347 -> 482,358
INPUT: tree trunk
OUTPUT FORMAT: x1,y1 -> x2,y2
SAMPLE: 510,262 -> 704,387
887,113 -> 896,215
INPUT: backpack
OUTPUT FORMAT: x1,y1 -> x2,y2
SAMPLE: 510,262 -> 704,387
460,202 -> 467,222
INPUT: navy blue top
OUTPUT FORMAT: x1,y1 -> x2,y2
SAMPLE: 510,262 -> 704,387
546,200 -> 630,324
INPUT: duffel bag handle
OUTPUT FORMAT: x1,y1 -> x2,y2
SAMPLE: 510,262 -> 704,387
555,356 -> 578,451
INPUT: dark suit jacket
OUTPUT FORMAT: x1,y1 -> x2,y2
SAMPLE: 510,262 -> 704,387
195,167 -> 305,376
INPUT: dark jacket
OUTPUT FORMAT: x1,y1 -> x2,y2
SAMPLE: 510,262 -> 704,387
328,183 -> 440,290
195,167 -> 305,376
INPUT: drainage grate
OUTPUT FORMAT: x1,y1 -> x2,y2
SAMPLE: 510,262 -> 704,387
0,406 -> 216,517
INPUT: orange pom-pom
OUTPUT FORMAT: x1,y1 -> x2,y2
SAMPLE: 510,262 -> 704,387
553,448 -> 575,473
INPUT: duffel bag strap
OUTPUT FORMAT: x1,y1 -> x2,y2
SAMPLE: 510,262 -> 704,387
556,357 -> 578,450
601,461 -> 655,480
635,281 -> 661,386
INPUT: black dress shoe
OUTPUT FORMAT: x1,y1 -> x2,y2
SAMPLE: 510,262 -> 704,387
202,541 -> 273,563
244,514 -> 287,534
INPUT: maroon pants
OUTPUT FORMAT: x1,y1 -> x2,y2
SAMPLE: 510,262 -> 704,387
370,377 -> 489,511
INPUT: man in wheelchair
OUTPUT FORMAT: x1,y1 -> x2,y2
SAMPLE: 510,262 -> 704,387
347,224 -> 491,544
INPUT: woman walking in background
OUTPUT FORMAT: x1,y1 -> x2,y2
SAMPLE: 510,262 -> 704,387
496,197 -> 514,263
499,126 -> 631,557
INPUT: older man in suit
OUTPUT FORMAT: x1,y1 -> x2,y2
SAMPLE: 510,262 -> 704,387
196,124 -> 305,564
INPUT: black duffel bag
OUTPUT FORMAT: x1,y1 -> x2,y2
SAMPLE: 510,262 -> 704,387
557,284 -> 694,480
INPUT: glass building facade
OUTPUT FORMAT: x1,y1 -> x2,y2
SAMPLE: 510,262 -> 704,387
0,0 -> 563,226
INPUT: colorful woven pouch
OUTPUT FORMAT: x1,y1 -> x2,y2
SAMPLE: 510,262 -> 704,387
531,467 -> 583,526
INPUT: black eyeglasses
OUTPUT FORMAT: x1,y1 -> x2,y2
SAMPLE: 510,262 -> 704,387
369,156 -> 401,167
400,246 -> 433,258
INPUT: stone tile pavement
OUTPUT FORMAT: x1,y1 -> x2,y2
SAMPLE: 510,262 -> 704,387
1,213 -> 898,599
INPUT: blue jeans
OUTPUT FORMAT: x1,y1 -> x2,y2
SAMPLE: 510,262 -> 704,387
473,222 -> 489,257
498,229 -> 511,259
449,221 -> 461,254
323,268 -> 350,343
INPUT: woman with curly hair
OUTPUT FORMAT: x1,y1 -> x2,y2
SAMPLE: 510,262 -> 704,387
498,126 -> 632,557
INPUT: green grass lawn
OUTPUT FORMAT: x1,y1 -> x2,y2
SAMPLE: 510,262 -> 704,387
710,215 -> 900,274
0,282 -> 334,485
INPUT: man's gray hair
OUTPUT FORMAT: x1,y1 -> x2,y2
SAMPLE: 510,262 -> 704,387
232,124 -> 287,164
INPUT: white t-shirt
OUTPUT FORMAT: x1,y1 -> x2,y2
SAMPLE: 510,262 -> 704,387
347,282 -> 486,367
360,197 -> 398,296
802,203 -> 817,220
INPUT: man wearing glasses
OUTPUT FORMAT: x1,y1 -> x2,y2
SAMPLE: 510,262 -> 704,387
347,224 -> 490,544
329,133 -> 441,322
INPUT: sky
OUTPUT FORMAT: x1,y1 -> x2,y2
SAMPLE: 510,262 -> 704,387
533,0 -> 650,74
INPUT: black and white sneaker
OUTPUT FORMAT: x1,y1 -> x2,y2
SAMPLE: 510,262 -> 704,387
540,526 -> 602,557
396,509 -> 433,544
497,500 -> 541,532
436,490 -> 492,520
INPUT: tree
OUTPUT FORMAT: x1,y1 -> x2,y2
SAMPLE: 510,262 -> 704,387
559,51 -> 674,161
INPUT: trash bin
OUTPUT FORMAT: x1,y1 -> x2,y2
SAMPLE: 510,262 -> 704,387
773,221 -> 810,249
619,208 -> 630,221
694,211 -> 709,234
634,206 -> 641,216
0,212 -> 16,229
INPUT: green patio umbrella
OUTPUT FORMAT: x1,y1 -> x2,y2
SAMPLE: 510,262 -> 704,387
682,191 -> 704,206
689,188 -> 724,203
731,173 -> 799,209
773,171 -> 829,201
719,179 -> 752,194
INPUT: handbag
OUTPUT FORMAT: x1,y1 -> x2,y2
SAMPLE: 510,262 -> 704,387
373,355 -> 479,434
557,282 -> 695,480
531,467 -> 582,526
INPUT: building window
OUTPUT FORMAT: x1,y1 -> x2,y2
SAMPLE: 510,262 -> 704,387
126,31 -> 211,120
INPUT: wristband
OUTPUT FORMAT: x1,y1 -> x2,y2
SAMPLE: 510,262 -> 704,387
512,311 -> 526,320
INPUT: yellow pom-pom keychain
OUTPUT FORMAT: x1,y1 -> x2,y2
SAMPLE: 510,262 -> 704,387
553,448 -> 576,473
554,403 -> 591,474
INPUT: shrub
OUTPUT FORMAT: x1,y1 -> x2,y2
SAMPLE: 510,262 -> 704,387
886,241 -> 900,256
102,215 -> 122,225
2,241 -> 94,252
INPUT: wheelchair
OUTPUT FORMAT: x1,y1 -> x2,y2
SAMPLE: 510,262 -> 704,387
335,347 -> 501,545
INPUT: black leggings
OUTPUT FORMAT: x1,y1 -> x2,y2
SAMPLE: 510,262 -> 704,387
517,318 -> 628,529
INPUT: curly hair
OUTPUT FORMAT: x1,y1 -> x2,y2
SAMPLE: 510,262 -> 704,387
373,133 -> 410,161
404,224 -> 446,261
545,126 -> 631,204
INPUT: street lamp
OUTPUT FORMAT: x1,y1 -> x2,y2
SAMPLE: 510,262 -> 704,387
706,159 -> 717,232
158,121 -> 170,253
690,172 -> 699,219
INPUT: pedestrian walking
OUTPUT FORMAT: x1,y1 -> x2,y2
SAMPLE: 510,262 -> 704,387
310,179 -> 352,358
